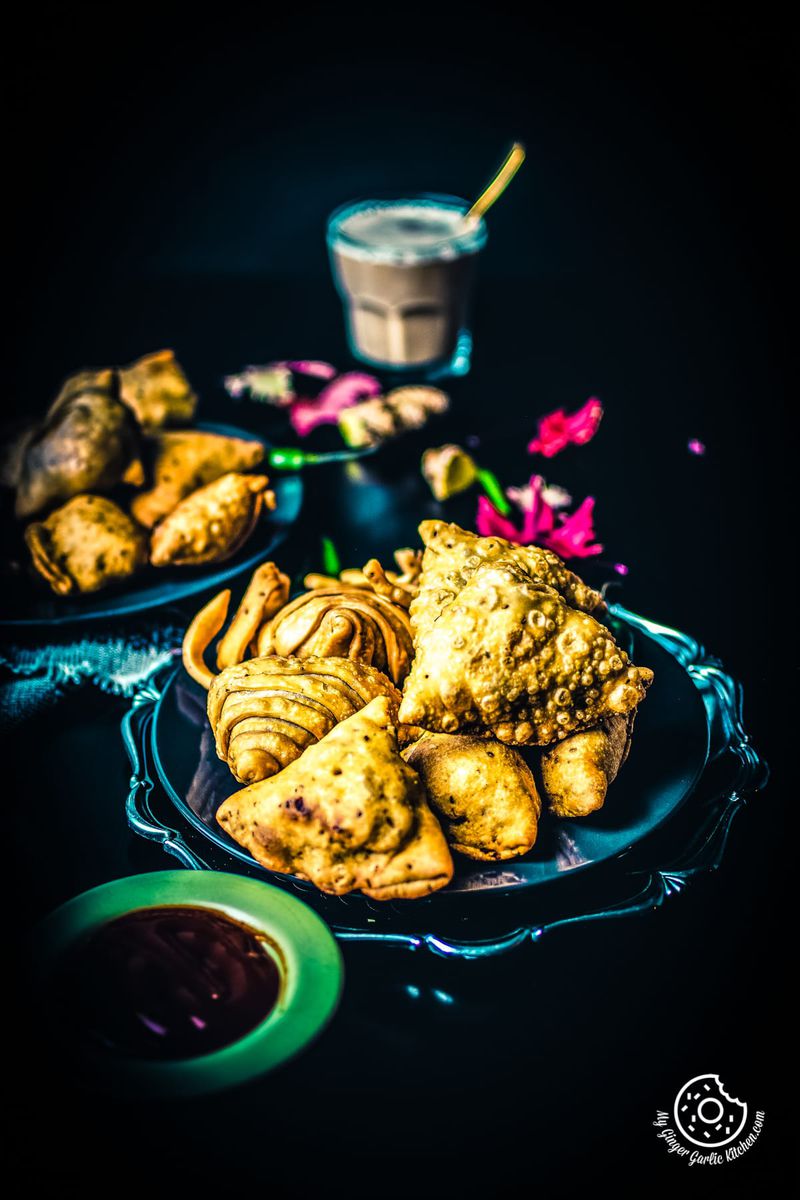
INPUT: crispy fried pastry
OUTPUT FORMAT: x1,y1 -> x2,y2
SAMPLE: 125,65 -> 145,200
409,520 -> 605,642
118,349 -> 197,433
15,369 -> 144,518
207,654 -> 402,783
538,713 -> 634,817
131,430 -> 265,528
403,733 -> 541,860
150,473 -> 274,567
216,562 -> 291,668
24,494 -> 148,595
257,585 -> 414,686
304,547 -> 422,601
399,557 -> 653,744
216,695 -> 453,899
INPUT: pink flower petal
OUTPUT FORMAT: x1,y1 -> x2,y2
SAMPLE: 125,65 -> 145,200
544,497 -> 603,559
688,438 -> 706,456
613,562 -> 629,576
528,397 -> 603,458
274,360 -> 338,380
290,371 -> 383,436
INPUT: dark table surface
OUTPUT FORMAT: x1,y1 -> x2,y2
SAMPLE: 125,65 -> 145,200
6,5 -> 789,1191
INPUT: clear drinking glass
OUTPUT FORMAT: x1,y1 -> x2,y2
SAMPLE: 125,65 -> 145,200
326,193 -> 487,376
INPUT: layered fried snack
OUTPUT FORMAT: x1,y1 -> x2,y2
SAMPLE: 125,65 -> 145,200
207,654 -> 402,784
257,586 -> 414,686
216,696 -> 454,899
24,494 -> 148,595
538,713 -> 634,817
403,733 -> 541,860
338,386 -> 449,448
118,349 -> 197,433
150,473 -> 274,567
131,430 -> 265,528
409,520 -> 605,642
304,547 -> 422,604
15,369 -> 144,518
399,557 -> 653,745
217,562 -> 290,669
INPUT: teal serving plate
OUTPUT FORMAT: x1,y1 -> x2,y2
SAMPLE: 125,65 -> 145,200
0,423 -> 303,627
33,871 -> 343,1096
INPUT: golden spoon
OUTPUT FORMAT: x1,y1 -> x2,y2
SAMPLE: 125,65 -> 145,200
465,141 -> 526,222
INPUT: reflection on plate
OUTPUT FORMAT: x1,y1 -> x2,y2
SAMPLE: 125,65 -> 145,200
148,612 -> 709,896
0,423 -> 303,627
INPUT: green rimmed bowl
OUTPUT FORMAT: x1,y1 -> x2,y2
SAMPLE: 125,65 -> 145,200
33,871 -> 344,1097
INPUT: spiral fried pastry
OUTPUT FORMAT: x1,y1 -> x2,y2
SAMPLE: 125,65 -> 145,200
208,654 -> 402,784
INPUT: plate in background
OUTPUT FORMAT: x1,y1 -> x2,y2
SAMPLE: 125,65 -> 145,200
0,422 -> 303,627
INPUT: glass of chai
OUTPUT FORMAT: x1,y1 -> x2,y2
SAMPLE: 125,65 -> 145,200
326,194 -> 487,375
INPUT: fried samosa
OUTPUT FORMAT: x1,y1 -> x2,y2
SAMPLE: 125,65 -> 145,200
257,585 -> 414,685
399,557 -> 653,745
408,519 -> 605,642
15,369 -> 144,518
150,473 -> 274,567
207,654 -> 402,783
538,713 -> 634,817
25,494 -> 148,595
216,696 -> 454,899
131,430 -> 265,528
403,733 -> 541,860
118,349 -> 197,433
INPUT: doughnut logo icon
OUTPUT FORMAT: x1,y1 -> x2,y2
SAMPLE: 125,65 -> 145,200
674,1074 -> 748,1148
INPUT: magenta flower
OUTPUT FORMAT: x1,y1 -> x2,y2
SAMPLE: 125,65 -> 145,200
688,438 -> 706,456
476,474 -> 603,560
290,371 -> 383,436
542,497 -> 603,558
528,397 -> 604,458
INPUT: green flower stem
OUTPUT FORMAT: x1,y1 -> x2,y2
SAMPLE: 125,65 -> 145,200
476,467 -> 512,515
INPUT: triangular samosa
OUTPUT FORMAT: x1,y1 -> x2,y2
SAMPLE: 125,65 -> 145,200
399,557 -> 652,745
216,696 -> 453,899
132,430 -> 265,527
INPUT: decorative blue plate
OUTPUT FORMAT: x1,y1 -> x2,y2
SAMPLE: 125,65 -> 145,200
123,606 -> 767,957
0,422 -> 303,627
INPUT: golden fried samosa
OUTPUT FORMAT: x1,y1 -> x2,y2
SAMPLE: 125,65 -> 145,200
216,696 -> 453,899
131,430 -> 265,528
118,349 -> 197,433
25,494 -> 148,595
150,473 -> 275,567
258,585 -> 414,685
208,654 -> 402,783
538,713 -> 634,817
15,369 -> 143,518
399,557 -> 653,745
408,519 -> 605,642
403,733 -> 541,860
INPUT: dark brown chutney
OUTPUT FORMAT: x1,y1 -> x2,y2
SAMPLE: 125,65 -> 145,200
50,906 -> 283,1060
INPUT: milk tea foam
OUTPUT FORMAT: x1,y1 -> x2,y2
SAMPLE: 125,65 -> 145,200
328,198 -> 487,368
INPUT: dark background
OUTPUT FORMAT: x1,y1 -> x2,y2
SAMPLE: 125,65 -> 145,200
6,2 -> 790,1192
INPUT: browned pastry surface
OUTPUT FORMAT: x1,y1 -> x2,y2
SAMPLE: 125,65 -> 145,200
403,732 -> 541,860
216,695 -> 453,899
257,585 -> 414,685
24,494 -> 148,595
118,349 -> 197,433
207,653 -> 402,783
131,430 -> 265,528
150,472 -> 274,567
15,369 -> 143,518
538,712 -> 634,816
399,554 -> 652,744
